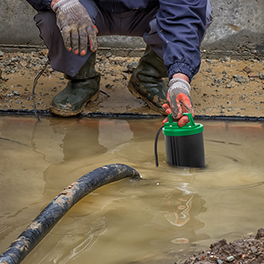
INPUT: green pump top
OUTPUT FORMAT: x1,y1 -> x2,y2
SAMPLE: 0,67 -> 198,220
163,113 -> 204,137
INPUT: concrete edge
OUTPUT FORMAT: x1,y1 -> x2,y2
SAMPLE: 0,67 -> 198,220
0,44 -> 263,59
1,109 -> 264,122
0,44 -> 146,57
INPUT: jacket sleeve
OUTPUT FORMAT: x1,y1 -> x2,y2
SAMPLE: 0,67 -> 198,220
26,0 -> 52,11
156,0 -> 208,81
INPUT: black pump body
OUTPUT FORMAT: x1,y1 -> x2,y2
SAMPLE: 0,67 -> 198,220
163,113 -> 205,168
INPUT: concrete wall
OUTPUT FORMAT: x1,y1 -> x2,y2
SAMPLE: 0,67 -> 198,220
204,0 -> 264,57
1,0 -> 264,57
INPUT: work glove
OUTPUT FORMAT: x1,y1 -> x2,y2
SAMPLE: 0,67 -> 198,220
52,0 -> 98,56
162,78 -> 194,127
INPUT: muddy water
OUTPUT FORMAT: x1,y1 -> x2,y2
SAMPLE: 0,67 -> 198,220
0,116 -> 264,264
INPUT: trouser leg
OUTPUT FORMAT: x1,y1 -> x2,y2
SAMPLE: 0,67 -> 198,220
34,0 -> 169,115
34,0 -> 162,77
34,0 -> 105,77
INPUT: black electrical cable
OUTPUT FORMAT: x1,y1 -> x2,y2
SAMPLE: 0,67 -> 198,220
154,125 -> 164,167
32,60 -> 50,121
100,90 -> 110,97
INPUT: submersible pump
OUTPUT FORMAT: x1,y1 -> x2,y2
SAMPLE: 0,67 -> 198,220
155,113 -> 205,168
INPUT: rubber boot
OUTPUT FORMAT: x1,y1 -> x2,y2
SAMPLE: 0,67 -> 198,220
128,45 -> 168,114
51,52 -> 100,116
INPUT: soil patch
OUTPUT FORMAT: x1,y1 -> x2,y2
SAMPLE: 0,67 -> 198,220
0,49 -> 264,118
183,229 -> 264,264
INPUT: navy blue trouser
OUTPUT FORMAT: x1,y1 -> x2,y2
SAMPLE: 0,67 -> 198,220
34,0 -> 212,77
35,0 -> 164,77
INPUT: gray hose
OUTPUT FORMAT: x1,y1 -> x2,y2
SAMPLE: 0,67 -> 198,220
0,163 -> 140,264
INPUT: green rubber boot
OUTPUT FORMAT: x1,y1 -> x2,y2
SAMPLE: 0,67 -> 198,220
51,52 -> 100,116
128,45 -> 168,114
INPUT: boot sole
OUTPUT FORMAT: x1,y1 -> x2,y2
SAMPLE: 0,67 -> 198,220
127,82 -> 166,115
50,90 -> 100,117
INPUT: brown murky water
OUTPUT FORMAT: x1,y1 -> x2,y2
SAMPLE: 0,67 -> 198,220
0,116 -> 264,264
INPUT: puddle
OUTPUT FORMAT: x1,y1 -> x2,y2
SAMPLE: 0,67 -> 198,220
0,116 -> 264,264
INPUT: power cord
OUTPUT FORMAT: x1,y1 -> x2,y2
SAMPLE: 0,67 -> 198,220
154,125 -> 163,167
32,60 -> 50,121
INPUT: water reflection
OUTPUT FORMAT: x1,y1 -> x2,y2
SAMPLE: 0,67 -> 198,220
163,193 -> 195,227
41,217 -> 108,264
98,120 -> 134,152
0,117 -> 264,264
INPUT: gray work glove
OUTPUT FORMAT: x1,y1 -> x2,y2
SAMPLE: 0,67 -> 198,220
162,78 -> 194,127
52,0 -> 98,55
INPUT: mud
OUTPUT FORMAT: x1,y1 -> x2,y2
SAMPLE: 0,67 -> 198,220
0,49 -> 264,117
183,229 -> 264,264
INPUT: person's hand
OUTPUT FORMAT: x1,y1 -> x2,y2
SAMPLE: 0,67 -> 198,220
162,78 -> 194,127
52,0 -> 98,56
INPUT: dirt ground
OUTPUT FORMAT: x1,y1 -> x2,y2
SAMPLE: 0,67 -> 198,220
183,229 -> 264,264
0,49 -> 264,264
0,49 -> 264,119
